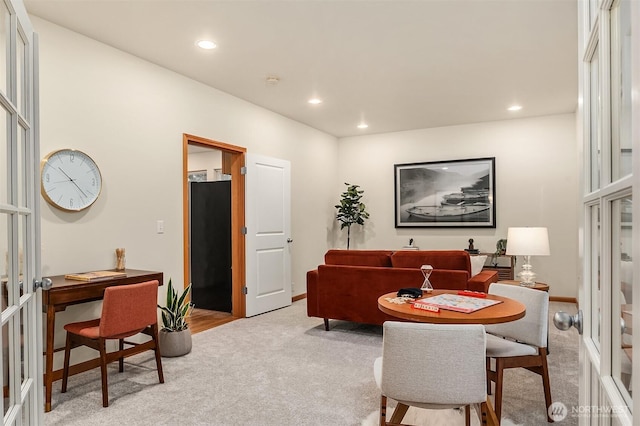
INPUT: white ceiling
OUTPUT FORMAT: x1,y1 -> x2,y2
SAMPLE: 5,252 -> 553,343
24,0 -> 578,138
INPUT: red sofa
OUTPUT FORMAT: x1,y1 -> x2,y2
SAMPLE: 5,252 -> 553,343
306,249 -> 498,330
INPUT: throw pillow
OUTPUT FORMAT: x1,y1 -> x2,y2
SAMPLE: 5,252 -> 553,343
470,255 -> 487,277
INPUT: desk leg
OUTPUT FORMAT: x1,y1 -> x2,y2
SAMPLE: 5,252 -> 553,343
44,305 -> 55,412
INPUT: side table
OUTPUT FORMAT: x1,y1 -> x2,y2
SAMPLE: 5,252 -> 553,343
498,279 -> 549,292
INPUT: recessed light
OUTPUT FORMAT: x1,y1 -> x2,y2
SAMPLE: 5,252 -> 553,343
196,40 -> 217,50
357,123 -> 368,129
507,105 -> 522,111
308,98 -> 322,105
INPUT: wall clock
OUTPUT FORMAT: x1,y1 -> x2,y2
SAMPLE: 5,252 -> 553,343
40,149 -> 102,212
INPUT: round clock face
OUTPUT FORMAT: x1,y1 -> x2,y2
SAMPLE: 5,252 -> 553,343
40,149 -> 102,212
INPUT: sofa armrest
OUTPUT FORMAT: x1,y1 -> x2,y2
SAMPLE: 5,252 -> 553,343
306,270 -> 320,317
467,270 -> 498,292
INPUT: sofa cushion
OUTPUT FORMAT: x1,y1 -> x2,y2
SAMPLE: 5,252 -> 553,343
390,250 -> 472,274
324,249 -> 393,267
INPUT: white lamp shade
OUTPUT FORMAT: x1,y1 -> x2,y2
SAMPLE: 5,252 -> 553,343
506,227 -> 550,256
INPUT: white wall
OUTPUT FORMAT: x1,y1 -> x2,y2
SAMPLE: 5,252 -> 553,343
336,114 -> 579,298
34,16 -> 578,335
34,17 -> 338,364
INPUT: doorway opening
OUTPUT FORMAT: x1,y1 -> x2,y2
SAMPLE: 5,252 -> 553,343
182,134 -> 246,332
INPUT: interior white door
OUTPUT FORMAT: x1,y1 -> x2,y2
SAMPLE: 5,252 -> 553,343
245,154 -> 291,317
572,0 -> 639,424
0,0 -> 42,424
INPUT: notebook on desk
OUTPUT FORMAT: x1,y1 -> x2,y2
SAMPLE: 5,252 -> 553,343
64,270 -> 127,282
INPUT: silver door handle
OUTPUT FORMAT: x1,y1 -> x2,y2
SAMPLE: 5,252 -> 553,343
553,310 -> 583,335
33,277 -> 53,291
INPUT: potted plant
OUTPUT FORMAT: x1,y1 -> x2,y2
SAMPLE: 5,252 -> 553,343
157,279 -> 194,357
335,183 -> 370,249
491,238 -> 508,266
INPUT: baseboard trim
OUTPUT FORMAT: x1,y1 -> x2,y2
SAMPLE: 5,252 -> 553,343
550,296 -> 577,304
292,293 -> 307,302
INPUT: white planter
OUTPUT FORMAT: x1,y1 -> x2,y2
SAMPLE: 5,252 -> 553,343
158,328 -> 192,357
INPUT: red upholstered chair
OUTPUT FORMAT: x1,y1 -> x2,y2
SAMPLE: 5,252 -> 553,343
61,280 -> 164,407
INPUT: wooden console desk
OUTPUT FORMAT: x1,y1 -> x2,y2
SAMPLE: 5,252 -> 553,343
43,269 -> 163,412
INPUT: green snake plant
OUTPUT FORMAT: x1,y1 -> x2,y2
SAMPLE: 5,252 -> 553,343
158,279 -> 194,332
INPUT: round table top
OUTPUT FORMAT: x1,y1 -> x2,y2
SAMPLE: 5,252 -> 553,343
377,290 -> 526,324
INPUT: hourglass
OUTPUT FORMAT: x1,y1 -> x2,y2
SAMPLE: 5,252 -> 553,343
420,264 -> 434,293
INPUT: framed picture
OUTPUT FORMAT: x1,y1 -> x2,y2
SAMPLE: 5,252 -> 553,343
188,170 -> 207,182
394,157 -> 496,228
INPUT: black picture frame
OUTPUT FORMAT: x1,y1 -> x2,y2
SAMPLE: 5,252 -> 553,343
394,157 -> 496,228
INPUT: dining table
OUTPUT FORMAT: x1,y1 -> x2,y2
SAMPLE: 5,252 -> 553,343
377,289 -> 527,426
377,289 -> 526,325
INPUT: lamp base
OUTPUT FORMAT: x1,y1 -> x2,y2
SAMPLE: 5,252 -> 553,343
517,256 -> 537,287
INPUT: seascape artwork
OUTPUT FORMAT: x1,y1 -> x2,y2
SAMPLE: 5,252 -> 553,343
394,157 -> 496,228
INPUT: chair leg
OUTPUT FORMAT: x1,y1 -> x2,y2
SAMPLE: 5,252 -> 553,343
151,324 -> 165,384
324,318 -> 330,331
389,403 -> 409,425
98,338 -> 109,407
479,399 -> 500,426
539,348 -> 554,422
61,332 -> 72,393
486,357 -> 492,395
465,405 -> 471,426
118,339 -> 124,373
493,358 -> 504,422
379,395 -> 387,426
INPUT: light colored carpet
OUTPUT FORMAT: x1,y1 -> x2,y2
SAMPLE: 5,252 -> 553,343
44,300 -> 578,426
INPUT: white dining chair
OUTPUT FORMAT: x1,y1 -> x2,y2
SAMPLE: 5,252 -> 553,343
484,283 -> 552,422
374,321 -> 489,426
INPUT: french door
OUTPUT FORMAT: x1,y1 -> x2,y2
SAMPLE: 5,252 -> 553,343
578,0 -> 638,424
0,0 -> 42,424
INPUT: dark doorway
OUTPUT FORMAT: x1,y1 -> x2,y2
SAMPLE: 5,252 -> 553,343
190,181 -> 232,312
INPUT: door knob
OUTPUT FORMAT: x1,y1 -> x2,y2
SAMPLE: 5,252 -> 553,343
287,238 -> 293,243
553,310 -> 583,335
33,277 -> 53,291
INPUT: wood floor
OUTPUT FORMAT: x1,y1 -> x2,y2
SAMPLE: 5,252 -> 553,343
187,308 -> 236,334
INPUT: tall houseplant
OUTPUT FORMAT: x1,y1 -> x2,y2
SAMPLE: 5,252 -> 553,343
157,279 -> 194,357
335,183 -> 370,249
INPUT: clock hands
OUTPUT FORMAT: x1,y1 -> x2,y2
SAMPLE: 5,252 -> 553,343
57,167 -> 88,198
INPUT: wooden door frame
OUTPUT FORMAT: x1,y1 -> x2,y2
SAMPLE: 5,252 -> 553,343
183,134 -> 246,318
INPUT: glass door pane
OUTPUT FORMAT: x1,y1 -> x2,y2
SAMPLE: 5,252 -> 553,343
610,0 -> 632,180
611,196 -> 632,405
0,3 -> 7,98
590,204 -> 601,349
590,45 -> 601,191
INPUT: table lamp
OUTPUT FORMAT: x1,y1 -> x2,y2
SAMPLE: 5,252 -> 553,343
505,227 -> 550,286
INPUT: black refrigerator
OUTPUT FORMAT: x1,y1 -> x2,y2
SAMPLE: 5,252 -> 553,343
189,181 -> 232,312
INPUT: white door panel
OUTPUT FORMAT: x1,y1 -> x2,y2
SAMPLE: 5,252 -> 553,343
574,0 -> 639,423
245,154 -> 291,317
1,0 -> 41,423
